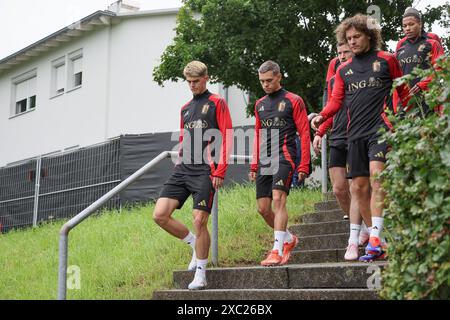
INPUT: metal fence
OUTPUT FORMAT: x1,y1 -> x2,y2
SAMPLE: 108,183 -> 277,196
0,139 -> 121,233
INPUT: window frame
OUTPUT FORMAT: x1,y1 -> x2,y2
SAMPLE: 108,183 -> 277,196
10,69 -> 37,118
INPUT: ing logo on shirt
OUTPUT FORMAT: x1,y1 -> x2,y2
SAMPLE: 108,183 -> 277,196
184,119 -> 209,129
347,77 -> 383,92
399,54 -> 424,67
260,117 -> 287,128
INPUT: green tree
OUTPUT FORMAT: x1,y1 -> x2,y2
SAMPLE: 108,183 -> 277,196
153,0 -> 447,115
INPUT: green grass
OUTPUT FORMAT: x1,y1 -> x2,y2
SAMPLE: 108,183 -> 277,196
0,184 -> 321,300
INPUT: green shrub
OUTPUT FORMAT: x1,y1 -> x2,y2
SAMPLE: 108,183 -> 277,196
380,56 -> 450,300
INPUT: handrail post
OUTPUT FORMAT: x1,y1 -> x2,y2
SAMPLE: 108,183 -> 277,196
58,229 -> 69,300
32,156 -> 42,227
321,134 -> 328,194
211,192 -> 219,267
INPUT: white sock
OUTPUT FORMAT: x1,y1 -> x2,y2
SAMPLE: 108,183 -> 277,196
371,217 -> 384,239
284,230 -> 293,244
195,258 -> 208,279
273,231 -> 286,256
182,231 -> 196,250
368,226 -> 373,234
349,224 -> 361,245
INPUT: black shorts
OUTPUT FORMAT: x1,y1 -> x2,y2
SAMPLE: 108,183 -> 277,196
329,141 -> 347,169
159,173 -> 215,213
347,134 -> 389,179
256,163 -> 294,199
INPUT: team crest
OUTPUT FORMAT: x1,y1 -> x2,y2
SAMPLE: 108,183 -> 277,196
372,60 -> 381,72
278,101 -> 286,112
201,104 -> 210,114
418,44 -> 426,52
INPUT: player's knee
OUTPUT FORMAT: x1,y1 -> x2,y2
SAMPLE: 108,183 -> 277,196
153,210 -> 169,226
350,181 -> 369,196
257,205 -> 271,218
333,183 -> 349,198
193,213 -> 208,231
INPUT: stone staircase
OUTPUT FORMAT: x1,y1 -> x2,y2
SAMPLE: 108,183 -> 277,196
152,192 -> 384,300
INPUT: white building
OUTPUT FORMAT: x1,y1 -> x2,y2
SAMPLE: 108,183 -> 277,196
0,1 -> 252,167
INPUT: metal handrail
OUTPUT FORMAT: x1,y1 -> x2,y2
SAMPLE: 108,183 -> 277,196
57,151 -> 252,300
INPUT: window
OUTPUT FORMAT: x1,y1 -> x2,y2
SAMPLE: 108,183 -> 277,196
73,57 -> 82,87
68,50 -> 83,90
51,57 -> 65,96
12,71 -> 37,116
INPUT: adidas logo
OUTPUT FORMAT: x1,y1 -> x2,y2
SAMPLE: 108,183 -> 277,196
259,105 -> 265,112
276,180 -> 284,186
374,151 -> 385,159
345,69 -> 354,76
198,200 -> 207,207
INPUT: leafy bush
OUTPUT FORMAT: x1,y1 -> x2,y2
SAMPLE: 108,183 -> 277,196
380,56 -> 450,300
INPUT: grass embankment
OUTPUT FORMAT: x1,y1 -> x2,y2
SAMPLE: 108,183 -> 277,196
0,184 -> 321,299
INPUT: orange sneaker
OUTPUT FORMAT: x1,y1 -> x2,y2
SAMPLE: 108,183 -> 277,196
260,249 -> 282,266
280,235 -> 299,265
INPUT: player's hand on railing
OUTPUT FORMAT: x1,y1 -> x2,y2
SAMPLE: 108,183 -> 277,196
313,135 -> 322,155
212,176 -> 224,189
248,171 -> 256,182
311,115 -> 324,131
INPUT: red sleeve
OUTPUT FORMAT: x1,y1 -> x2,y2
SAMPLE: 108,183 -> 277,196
416,40 -> 445,91
211,98 -> 233,179
426,32 -> 442,45
317,76 -> 335,136
291,96 -> 311,175
319,67 -> 345,121
250,103 -> 261,173
317,117 -> 333,137
326,57 -> 338,82
379,52 -> 411,112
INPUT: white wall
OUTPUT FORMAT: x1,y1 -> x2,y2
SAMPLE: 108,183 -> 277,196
0,28 -> 111,167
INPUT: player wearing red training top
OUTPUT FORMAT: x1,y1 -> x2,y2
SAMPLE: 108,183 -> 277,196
396,7 -> 445,115
312,15 -> 410,262
249,60 -> 311,267
153,61 -> 232,290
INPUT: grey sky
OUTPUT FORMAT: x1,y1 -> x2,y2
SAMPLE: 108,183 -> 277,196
0,0 -> 448,60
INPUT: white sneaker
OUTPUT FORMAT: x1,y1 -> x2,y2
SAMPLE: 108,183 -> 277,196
344,243 -> 359,261
358,231 -> 370,246
188,276 -> 207,290
188,251 -> 197,271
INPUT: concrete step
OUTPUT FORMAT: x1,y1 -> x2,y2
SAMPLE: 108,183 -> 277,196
289,220 -> 349,237
288,247 -> 368,264
171,262 -> 386,290
298,233 -> 349,250
323,192 -> 336,201
153,288 -> 380,300
314,200 -> 340,211
299,209 -> 346,224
